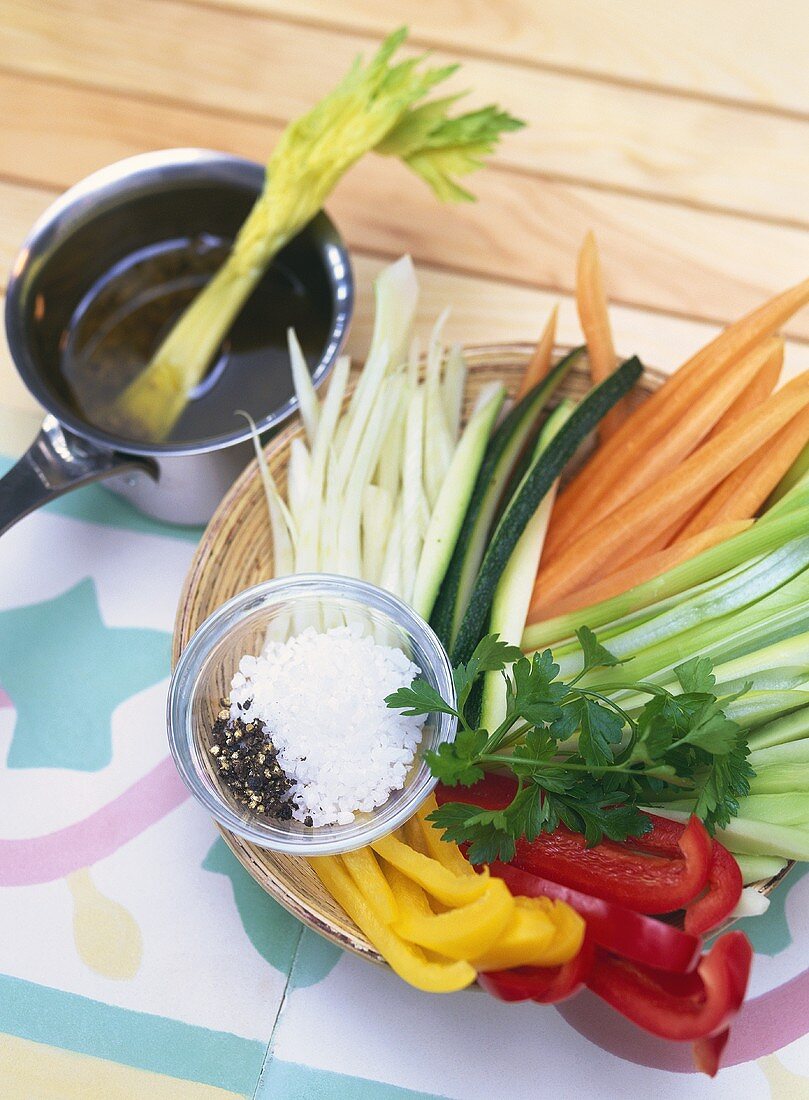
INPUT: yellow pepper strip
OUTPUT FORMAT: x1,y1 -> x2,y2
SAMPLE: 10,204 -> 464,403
469,897 -> 559,970
340,846 -> 398,925
399,814 -> 430,857
309,856 -> 475,993
528,896 -> 586,967
384,864 -> 434,919
371,833 -> 491,906
393,878 -> 515,961
415,797 -> 475,877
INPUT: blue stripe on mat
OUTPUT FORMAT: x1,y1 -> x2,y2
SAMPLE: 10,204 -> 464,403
0,973 -> 266,1095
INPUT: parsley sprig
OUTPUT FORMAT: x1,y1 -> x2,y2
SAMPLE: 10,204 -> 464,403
386,630 -> 754,864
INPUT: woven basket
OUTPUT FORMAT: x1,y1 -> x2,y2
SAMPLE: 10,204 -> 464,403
173,344 -> 789,963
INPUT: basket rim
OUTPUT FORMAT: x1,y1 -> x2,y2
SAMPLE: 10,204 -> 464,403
172,341 -> 793,967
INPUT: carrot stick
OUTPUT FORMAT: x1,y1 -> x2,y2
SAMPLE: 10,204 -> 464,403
532,521 -> 753,620
530,369 -> 809,612
677,403 -> 809,539
704,339 -> 783,442
576,233 -> 624,440
544,338 -> 782,562
515,305 -> 559,400
545,277 -> 809,558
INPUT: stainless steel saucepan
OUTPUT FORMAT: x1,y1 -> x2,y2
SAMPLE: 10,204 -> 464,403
0,148 -> 353,532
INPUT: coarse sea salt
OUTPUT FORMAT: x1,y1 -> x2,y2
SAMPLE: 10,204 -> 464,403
229,624 -> 426,827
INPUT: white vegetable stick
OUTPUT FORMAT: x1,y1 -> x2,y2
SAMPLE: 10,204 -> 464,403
337,376 -> 403,577
334,339 -> 390,493
287,437 -> 311,525
407,336 -> 421,389
380,511 -> 404,598
362,484 -> 393,585
442,343 -> 467,442
729,887 -> 770,920
237,410 -> 296,640
424,314 -> 455,507
367,254 -> 419,370
400,385 -> 426,602
375,403 -> 406,500
296,356 -> 351,573
287,328 -> 320,445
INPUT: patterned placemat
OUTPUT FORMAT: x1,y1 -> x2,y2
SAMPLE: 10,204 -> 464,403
1,408 -> 808,1099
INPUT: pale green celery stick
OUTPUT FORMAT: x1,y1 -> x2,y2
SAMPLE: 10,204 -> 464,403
523,508 -> 809,651
108,30 -> 522,441
750,736 -> 809,767
722,690 -> 809,729
731,795 -> 809,827
287,330 -> 320,445
747,707 -> 809,752
745,762 -> 809,795
647,807 -> 809,861
559,539 -> 809,677
564,567 -> 809,686
734,854 -> 788,885
412,381 -> 506,620
482,400 -> 574,730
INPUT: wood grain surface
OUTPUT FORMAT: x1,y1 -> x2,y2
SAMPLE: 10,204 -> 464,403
1,0 -> 808,424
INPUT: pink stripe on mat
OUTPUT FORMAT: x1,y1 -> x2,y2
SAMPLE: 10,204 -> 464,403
0,756 -> 188,885
0,689 -> 13,708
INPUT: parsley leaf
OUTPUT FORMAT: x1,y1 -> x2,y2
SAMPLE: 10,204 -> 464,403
675,657 -> 716,694
576,626 -> 624,673
388,631 -> 752,853
385,680 -> 459,718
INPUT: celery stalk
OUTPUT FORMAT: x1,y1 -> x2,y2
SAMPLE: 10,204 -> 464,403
107,29 -> 522,441
733,854 -> 788,885
524,507 -> 809,651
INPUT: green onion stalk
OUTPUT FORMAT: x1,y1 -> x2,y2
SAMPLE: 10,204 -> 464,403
105,28 -> 522,442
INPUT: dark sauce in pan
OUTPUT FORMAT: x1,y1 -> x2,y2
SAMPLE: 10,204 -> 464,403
59,234 -> 331,445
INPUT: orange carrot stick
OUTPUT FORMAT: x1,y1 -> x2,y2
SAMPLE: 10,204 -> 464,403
576,233 -> 624,440
531,370 -> 809,612
678,402 -> 809,539
531,521 -> 753,621
544,338 -> 782,562
545,278 -> 809,558
704,339 -> 783,442
516,305 -> 559,400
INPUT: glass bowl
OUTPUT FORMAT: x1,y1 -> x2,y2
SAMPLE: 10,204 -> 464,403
167,574 -> 457,855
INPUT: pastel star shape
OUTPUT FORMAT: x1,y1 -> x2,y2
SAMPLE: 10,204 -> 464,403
0,578 -> 171,771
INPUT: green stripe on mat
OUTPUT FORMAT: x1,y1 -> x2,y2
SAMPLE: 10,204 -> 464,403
0,455 -> 204,542
255,1060 -> 448,1100
0,973 -> 266,1096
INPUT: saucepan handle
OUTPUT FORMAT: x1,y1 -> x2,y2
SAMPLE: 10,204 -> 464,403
0,415 -> 157,536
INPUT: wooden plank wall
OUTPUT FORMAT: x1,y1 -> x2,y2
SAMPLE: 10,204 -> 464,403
0,0 -> 807,418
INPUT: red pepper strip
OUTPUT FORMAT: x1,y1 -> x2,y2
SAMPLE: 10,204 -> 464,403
478,932 -> 595,1004
491,861 -> 702,974
437,778 -> 712,914
692,1029 -> 730,1077
684,841 -> 743,936
586,931 -> 752,1044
